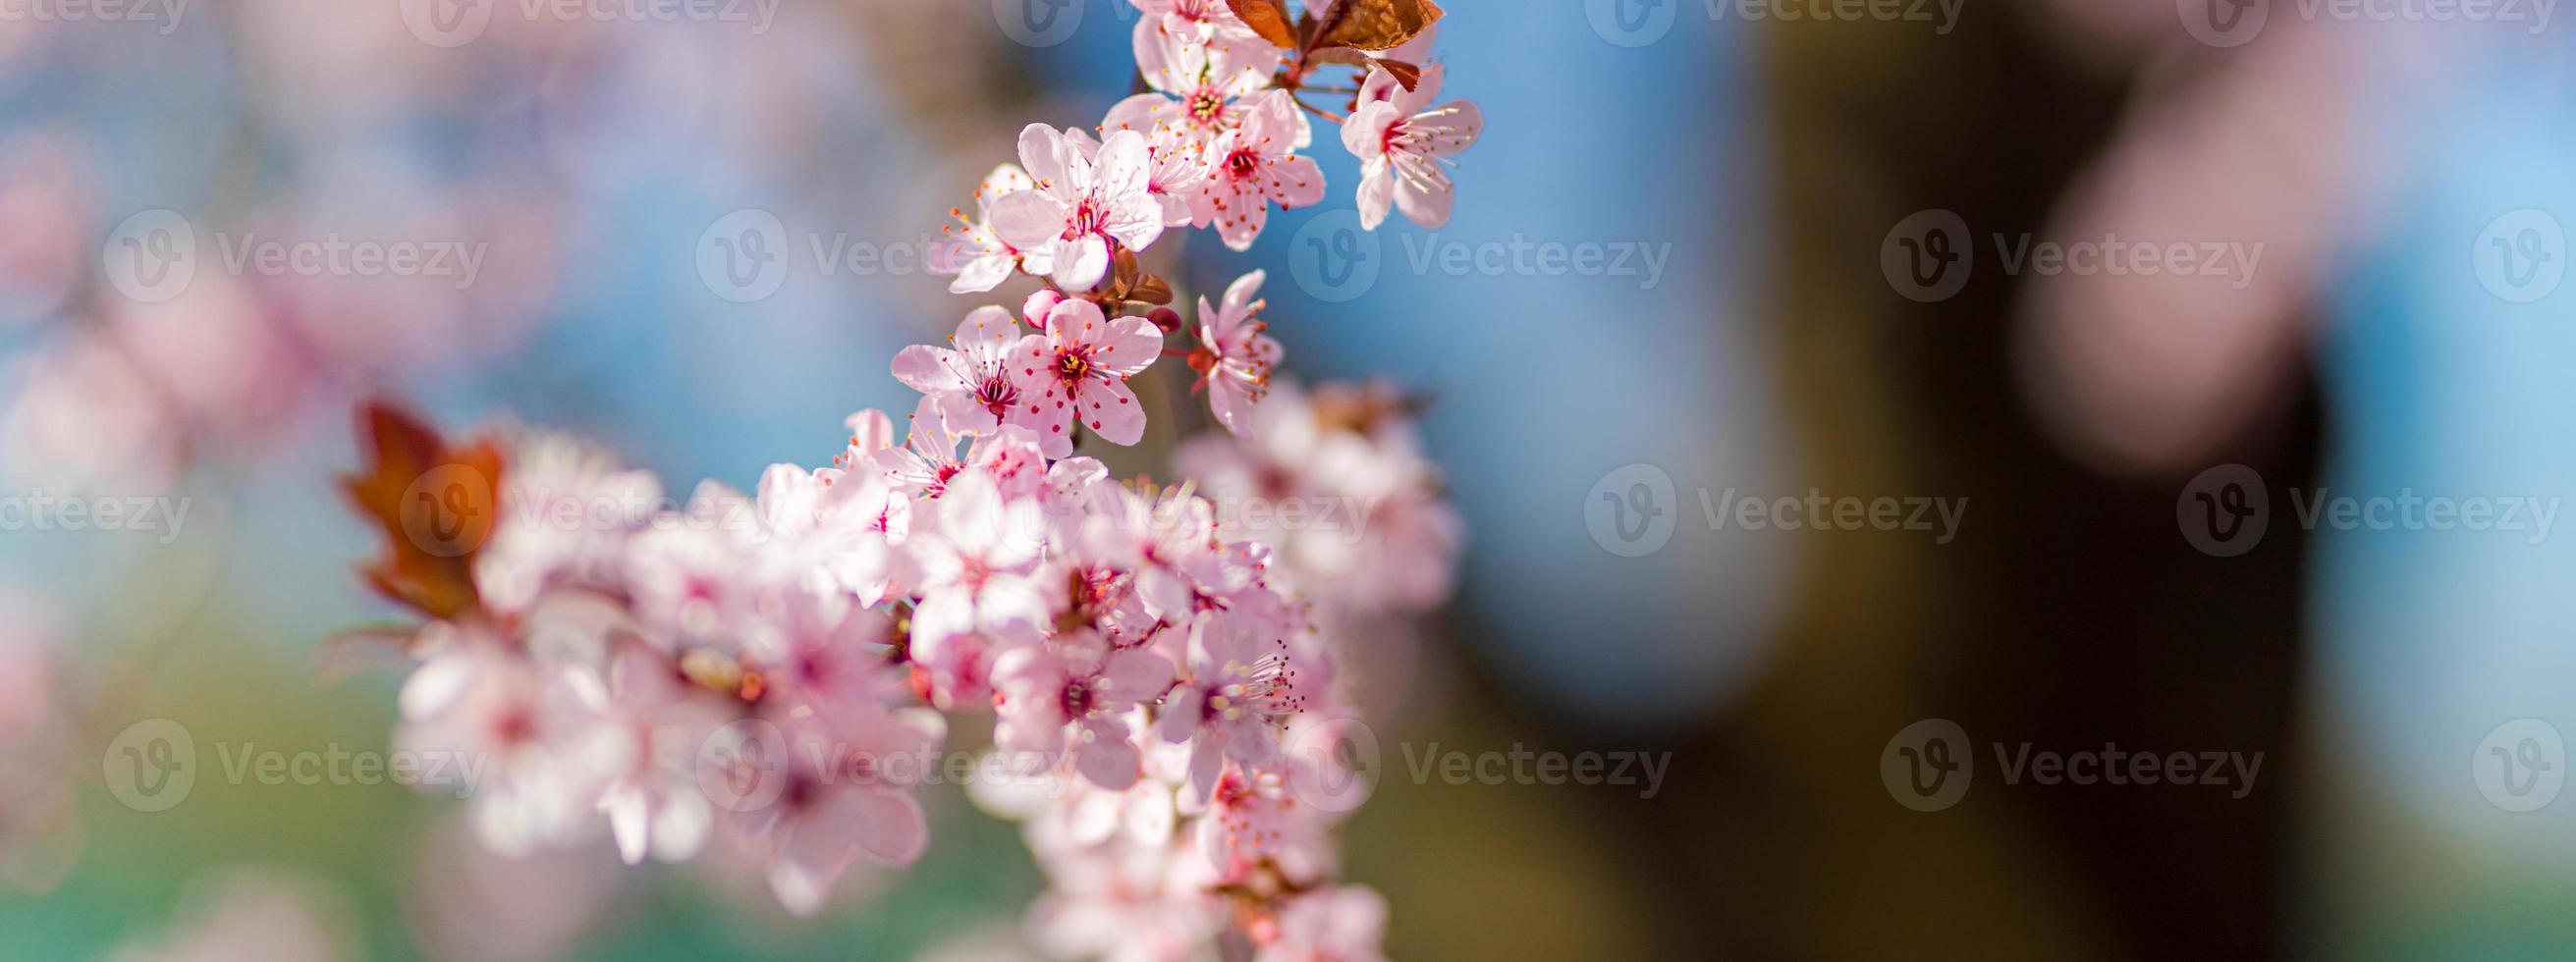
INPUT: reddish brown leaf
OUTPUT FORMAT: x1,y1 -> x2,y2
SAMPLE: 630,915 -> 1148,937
1309,0 -> 1441,52
1130,274 -> 1174,306
1374,58 -> 1424,91
1227,0 -> 1299,48
340,400 -> 504,620
1112,245 -> 1143,297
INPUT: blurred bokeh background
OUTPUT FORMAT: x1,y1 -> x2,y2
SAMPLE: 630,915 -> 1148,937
2,0 -> 2573,958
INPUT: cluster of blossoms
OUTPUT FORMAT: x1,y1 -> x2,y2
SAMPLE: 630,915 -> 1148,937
333,2 -> 1473,959
932,0 -> 1482,291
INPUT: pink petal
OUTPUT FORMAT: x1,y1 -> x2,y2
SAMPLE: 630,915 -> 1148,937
988,189 -> 1069,251
1087,315 -> 1165,375
1077,378 -> 1147,446
892,345 -> 969,396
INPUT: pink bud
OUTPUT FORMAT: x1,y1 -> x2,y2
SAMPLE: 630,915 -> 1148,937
1022,290 -> 1066,326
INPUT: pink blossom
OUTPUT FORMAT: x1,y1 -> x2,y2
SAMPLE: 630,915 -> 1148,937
993,630 -> 1176,790
1256,885 -> 1389,962
1190,269 -> 1283,435
1108,25 -> 1280,150
474,432 -> 662,616
893,305 -> 1053,438
1158,610 -> 1307,799
745,702 -> 946,917
1010,297 -> 1164,457
990,125 -> 1165,291
1191,91 -> 1326,250
907,469 -> 1051,657
929,164 -> 1039,294
1343,63 -> 1482,230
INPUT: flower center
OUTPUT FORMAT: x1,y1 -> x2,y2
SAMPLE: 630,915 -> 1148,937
1065,198 -> 1110,240
975,374 -> 1019,417
1060,678 -> 1096,719
1225,147 -> 1261,180
1054,347 -> 1093,385
1188,88 -> 1226,125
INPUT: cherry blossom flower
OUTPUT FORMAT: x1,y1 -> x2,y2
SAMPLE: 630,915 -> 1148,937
1192,91 -> 1326,250
1129,0 -> 1271,49
1257,885 -> 1389,962
930,164 -> 1039,294
993,630 -> 1176,790
1343,63 -> 1483,230
1189,269 -> 1283,434
907,469 -> 1051,655
559,644 -> 727,866
394,626 -> 606,856
895,305 -> 1054,438
1080,481 -> 1224,621
990,125 -> 1164,291
474,432 -> 662,616
1108,26 -> 1281,151
744,702 -> 946,917
1012,297 -> 1164,457
1159,610 -> 1307,799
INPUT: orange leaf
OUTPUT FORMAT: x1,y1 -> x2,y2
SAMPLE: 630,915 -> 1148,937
339,400 -> 504,620
1227,0 -> 1299,49
1309,0 -> 1442,52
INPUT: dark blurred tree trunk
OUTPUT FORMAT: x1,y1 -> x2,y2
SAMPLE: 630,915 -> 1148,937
1683,11 -> 2318,960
